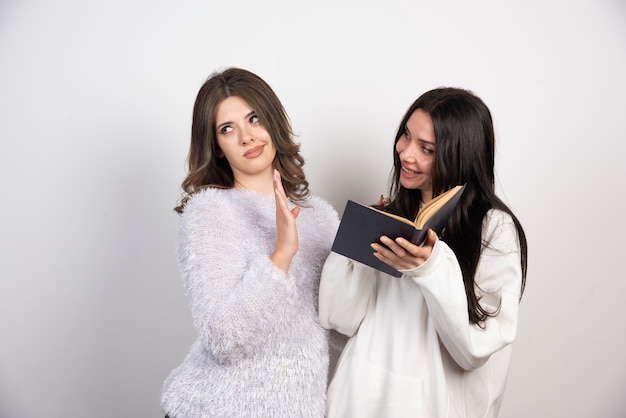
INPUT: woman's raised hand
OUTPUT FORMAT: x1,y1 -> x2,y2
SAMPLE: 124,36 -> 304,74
269,169 -> 301,272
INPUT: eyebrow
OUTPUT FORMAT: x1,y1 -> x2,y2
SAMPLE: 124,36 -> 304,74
405,125 -> 436,146
216,110 -> 257,132
418,138 -> 436,147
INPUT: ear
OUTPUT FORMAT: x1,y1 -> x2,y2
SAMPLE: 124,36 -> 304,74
215,147 -> 224,158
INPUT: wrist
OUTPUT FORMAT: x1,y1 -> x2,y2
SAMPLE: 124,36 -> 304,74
270,251 -> 294,273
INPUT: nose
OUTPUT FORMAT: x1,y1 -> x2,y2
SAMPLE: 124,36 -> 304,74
240,125 -> 254,145
397,140 -> 417,162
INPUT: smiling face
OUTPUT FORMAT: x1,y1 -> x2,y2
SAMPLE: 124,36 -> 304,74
215,95 -> 277,185
395,109 -> 436,203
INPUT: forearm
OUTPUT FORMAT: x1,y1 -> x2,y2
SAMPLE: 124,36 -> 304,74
185,255 -> 297,363
409,220 -> 522,370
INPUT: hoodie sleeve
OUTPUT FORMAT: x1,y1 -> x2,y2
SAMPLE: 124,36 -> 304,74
318,252 -> 378,337
404,210 -> 523,371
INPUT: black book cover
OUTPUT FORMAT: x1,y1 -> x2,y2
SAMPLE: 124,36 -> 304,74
330,185 -> 465,277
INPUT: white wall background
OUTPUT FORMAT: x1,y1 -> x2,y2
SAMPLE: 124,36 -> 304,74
1,0 -> 625,417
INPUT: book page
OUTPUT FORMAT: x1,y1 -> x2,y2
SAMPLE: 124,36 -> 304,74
414,185 -> 465,228
357,202 -> 415,226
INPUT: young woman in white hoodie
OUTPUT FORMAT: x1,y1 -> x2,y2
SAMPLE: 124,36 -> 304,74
319,87 -> 528,418
161,67 -> 339,418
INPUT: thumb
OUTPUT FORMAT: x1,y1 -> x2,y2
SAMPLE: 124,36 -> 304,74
425,229 -> 438,246
291,206 -> 301,219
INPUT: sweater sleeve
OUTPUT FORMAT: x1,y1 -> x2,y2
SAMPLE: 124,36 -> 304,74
318,252 -> 378,337
405,210 -> 523,371
176,194 -> 298,364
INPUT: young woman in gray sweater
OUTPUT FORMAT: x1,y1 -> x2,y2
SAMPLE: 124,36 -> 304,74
161,67 -> 339,417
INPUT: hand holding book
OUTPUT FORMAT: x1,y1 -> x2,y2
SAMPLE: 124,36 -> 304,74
330,184 -> 466,277
372,227 -> 438,272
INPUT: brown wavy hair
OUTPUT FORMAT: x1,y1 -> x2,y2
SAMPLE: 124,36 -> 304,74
174,67 -> 310,213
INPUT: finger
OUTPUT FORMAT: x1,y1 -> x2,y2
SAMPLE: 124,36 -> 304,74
291,205 -> 301,219
273,170 -> 290,209
373,237 -> 426,271
379,236 -> 407,257
423,229 -> 437,248
381,236 -> 422,260
274,170 -> 300,222
393,237 -> 422,257
273,169 -> 286,196
371,241 -> 394,258
371,243 -> 414,271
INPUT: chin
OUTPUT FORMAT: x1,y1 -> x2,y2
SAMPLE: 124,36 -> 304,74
400,178 -> 421,190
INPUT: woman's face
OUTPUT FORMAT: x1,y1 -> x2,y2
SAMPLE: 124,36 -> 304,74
214,95 -> 276,182
395,109 -> 436,203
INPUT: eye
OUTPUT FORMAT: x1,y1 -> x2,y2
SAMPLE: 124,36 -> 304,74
219,125 -> 233,134
421,146 -> 435,155
250,114 -> 260,124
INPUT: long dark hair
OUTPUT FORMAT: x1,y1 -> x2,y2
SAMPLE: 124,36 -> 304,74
384,87 -> 527,325
175,67 -> 309,213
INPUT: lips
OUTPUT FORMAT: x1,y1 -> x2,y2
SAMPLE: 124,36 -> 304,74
401,166 -> 420,177
244,145 -> 264,158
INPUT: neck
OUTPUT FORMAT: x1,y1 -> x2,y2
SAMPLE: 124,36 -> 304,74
420,189 -> 433,205
233,174 -> 274,195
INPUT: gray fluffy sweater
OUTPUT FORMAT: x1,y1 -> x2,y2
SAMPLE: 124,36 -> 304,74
161,187 -> 339,418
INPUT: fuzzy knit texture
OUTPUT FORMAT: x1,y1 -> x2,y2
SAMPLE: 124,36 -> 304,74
161,187 -> 340,418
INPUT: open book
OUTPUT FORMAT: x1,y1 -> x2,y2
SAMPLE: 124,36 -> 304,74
330,184 -> 466,277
